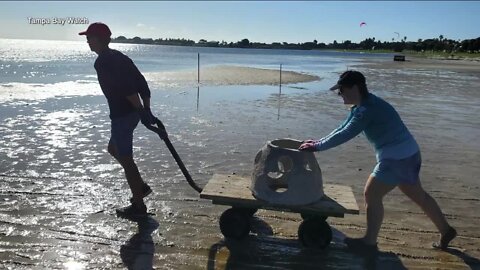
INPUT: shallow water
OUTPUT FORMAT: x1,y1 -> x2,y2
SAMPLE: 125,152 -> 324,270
1,39 -> 480,269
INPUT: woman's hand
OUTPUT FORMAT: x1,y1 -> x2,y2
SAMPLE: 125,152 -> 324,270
299,141 -> 317,152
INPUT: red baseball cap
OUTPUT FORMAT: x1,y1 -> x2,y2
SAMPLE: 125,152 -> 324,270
78,22 -> 111,38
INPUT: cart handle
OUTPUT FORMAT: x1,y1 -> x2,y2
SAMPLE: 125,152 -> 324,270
145,118 -> 203,193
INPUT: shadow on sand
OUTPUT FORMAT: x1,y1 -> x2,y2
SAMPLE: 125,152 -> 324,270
120,216 -> 159,270
443,247 -> 480,270
207,216 -> 407,270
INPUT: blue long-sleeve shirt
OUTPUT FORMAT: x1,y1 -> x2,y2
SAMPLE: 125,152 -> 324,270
94,49 -> 151,119
315,93 -> 419,161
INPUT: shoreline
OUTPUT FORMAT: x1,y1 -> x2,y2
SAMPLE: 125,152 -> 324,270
354,54 -> 480,74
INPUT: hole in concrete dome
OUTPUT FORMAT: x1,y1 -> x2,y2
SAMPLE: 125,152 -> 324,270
273,187 -> 288,193
305,161 -> 313,171
267,177 -> 288,193
270,139 -> 302,150
278,155 -> 293,173
267,171 -> 283,179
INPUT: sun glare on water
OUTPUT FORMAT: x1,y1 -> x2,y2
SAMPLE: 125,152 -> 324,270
64,260 -> 86,270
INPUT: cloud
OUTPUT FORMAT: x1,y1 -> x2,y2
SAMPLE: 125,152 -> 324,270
136,23 -> 154,30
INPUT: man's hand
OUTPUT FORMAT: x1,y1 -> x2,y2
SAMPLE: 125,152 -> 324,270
138,107 -> 155,126
154,118 -> 168,140
299,141 -> 317,152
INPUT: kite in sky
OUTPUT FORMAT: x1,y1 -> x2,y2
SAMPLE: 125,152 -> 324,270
360,22 -> 367,27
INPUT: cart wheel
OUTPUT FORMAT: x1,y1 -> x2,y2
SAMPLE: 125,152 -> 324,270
298,218 -> 332,249
300,213 -> 327,221
237,207 -> 258,216
219,208 -> 251,240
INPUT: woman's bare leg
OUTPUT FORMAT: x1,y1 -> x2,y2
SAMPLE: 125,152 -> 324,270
399,180 -> 456,248
398,180 -> 450,234
363,175 -> 396,245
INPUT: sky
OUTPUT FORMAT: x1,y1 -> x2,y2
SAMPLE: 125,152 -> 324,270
0,1 -> 479,44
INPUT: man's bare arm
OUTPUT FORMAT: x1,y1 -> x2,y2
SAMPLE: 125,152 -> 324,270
126,93 -> 144,110
142,97 -> 150,109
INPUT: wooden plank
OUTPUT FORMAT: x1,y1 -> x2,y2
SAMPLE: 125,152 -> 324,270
200,174 -> 359,217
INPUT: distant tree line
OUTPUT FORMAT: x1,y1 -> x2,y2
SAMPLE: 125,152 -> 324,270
112,35 -> 480,53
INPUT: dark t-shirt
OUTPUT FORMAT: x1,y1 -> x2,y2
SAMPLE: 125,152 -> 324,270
94,49 -> 151,119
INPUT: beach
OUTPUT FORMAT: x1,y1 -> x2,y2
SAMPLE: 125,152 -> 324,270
145,65 -> 320,87
362,56 -> 480,74
0,40 -> 479,269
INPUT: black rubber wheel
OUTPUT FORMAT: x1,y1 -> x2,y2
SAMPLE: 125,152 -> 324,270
298,219 -> 332,249
219,208 -> 251,240
237,207 -> 258,216
300,213 -> 327,221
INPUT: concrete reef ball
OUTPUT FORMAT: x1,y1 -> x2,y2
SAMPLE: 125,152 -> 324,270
251,138 -> 324,205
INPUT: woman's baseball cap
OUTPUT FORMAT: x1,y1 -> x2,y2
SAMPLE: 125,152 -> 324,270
329,70 -> 366,91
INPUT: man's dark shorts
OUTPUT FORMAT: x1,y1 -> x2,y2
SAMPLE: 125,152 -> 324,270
109,112 -> 140,157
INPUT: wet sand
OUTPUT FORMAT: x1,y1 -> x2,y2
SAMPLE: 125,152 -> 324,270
1,58 -> 480,269
360,55 -> 480,75
144,65 -> 320,87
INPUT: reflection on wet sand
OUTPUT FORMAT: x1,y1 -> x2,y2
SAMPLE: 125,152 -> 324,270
120,217 -> 159,270
196,86 -> 200,113
206,224 -> 408,270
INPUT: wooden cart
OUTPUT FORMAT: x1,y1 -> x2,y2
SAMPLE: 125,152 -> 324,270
200,174 -> 360,249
